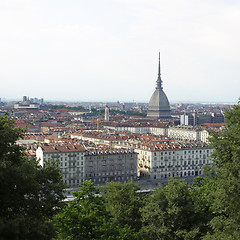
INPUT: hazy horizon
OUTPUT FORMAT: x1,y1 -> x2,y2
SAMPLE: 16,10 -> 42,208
1,0 -> 240,103
2,97 -> 237,105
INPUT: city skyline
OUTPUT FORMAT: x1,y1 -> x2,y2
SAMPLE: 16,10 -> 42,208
1,0 -> 240,103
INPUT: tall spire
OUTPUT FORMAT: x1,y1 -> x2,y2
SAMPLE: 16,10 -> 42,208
156,52 -> 163,89
158,52 -> 161,78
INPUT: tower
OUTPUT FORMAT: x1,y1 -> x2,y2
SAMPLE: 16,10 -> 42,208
147,53 -> 171,119
105,105 -> 109,121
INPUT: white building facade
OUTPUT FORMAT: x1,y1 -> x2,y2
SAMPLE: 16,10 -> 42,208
168,126 -> 201,141
36,143 -> 138,187
36,144 -> 86,187
136,144 -> 213,180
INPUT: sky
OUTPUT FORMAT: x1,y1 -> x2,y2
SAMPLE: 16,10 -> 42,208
0,0 -> 240,103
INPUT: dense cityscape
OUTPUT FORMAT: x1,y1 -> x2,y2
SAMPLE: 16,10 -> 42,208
1,51 -> 239,239
1,0 -> 240,238
1,77 -> 239,239
0,65 -> 230,191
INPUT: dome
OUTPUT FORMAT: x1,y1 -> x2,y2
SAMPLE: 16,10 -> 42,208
147,53 -> 171,119
147,88 -> 171,119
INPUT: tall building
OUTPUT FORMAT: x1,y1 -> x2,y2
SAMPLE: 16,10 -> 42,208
105,105 -> 109,121
147,53 -> 171,119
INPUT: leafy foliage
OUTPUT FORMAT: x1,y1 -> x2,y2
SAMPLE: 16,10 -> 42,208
0,114 -> 66,240
103,181 -> 144,232
55,181 -> 107,239
141,179 -> 202,240
202,103 -> 240,239
109,109 -> 147,117
51,104 -> 86,111
54,181 -> 137,240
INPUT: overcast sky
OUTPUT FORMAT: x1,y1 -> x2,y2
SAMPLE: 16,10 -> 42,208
0,0 -> 239,103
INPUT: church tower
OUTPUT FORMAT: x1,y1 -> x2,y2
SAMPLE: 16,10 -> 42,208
147,53 -> 171,119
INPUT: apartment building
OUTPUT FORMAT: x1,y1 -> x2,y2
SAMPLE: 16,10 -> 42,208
36,144 -> 86,187
36,142 -> 138,187
103,122 -> 168,136
168,126 -> 201,141
69,130 -> 214,181
135,142 -> 213,180
85,149 -> 138,184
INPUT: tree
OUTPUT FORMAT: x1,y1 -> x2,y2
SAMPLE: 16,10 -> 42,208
190,177 -> 215,237
55,181 -> 136,240
141,179 -> 201,240
103,181 -> 144,235
51,104 -> 86,111
202,103 -> 240,239
55,181 -> 105,239
0,114 -> 66,240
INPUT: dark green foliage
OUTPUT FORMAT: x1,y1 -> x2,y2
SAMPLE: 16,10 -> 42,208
55,181 -> 108,240
54,181 -> 137,240
202,103 -> 240,239
126,111 -> 147,117
109,109 -> 147,117
103,181 -> 144,232
0,114 -> 66,240
51,104 -> 86,111
190,177 -> 215,237
141,179 -> 202,240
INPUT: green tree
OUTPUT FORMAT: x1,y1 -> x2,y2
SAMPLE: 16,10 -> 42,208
141,179 -> 201,240
103,181 -> 144,234
55,181 -> 106,239
55,181 -> 135,240
202,103 -> 240,239
190,177 -> 215,237
51,104 -> 86,111
0,114 -> 66,240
